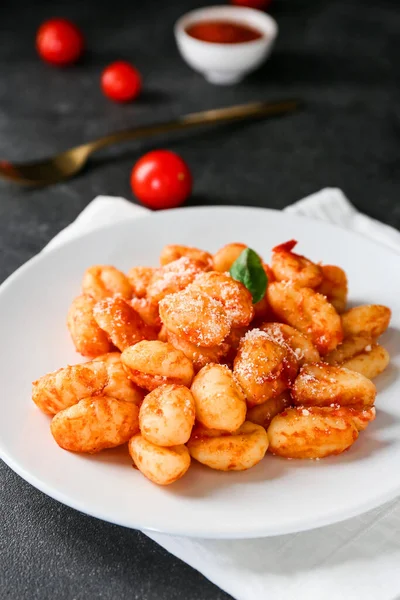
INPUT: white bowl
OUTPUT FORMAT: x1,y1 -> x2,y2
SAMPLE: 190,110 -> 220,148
174,5 -> 278,85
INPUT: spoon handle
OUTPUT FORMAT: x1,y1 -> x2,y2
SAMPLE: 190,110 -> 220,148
88,99 -> 301,154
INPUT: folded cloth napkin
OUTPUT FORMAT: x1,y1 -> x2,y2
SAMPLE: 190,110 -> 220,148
45,188 -> 400,600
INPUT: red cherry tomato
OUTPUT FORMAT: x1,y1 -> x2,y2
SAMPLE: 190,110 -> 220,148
230,0 -> 272,9
101,61 -> 142,103
131,150 -> 192,210
36,18 -> 84,66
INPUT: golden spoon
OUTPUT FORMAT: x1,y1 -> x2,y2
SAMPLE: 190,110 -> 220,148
0,99 -> 300,187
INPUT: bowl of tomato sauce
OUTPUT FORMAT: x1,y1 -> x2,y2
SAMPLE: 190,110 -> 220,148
174,5 -> 278,85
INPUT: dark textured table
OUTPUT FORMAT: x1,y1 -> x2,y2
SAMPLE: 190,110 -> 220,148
1,1 -> 399,598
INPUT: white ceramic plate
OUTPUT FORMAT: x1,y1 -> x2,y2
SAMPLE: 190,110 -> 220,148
1,206 -> 399,539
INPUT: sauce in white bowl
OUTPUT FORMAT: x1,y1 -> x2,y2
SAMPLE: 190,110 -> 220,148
174,5 -> 278,85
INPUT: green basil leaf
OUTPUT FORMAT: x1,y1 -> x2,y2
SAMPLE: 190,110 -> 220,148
229,248 -> 268,304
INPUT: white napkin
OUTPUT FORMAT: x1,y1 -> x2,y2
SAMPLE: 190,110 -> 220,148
45,188 -> 400,600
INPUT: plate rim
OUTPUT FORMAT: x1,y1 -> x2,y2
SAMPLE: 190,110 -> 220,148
2,444 -> 400,539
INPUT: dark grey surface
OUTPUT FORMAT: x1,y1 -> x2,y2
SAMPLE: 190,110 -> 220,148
0,1 -> 399,598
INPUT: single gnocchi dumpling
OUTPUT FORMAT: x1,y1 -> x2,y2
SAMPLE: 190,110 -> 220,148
32,362 -> 107,415
121,340 -> 194,391
51,396 -> 139,453
129,435 -> 191,485
246,391 -> 291,430
67,294 -> 112,357
159,244 -> 213,270
159,288 -> 231,348
317,265 -> 348,313
233,329 -> 298,406
82,265 -> 132,301
93,296 -> 157,351
190,271 -> 254,328
292,363 -> 376,408
187,421 -> 269,471
190,364 -> 247,432
127,266 -> 156,298
267,406 -> 359,459
271,240 -> 323,288
139,384 -> 195,446
267,282 -> 343,355
212,243 -> 248,273
341,305 -> 391,339
167,330 -> 229,372
341,344 -> 390,380
259,322 -> 320,365
147,257 -> 207,303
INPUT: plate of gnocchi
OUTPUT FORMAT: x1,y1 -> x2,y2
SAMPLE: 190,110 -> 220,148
0,206 -> 399,538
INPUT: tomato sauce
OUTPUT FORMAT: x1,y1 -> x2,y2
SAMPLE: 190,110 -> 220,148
186,20 -> 263,44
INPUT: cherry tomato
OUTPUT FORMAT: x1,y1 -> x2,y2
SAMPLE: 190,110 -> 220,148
101,61 -> 142,103
131,150 -> 192,210
230,0 -> 272,9
36,18 -> 84,66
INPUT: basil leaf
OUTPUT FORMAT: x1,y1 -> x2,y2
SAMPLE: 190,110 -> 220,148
229,248 -> 268,304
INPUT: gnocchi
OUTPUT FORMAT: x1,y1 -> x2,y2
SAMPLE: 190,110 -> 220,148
317,265 -> 348,313
268,407 -> 359,459
190,364 -> 246,432
212,243 -> 248,273
129,435 -> 191,485
147,257 -> 207,303
93,296 -> 157,351
33,363 -> 107,415
267,282 -> 343,355
187,421 -> 269,471
159,287 -> 231,347
341,304 -> 391,339
271,240 -> 323,288
159,244 -> 213,271
121,340 -> 194,391
292,363 -> 376,408
51,396 -> 139,453
341,344 -> 390,380
234,329 -> 298,405
167,330 -> 229,372
259,322 -> 320,365
191,271 -> 254,327
139,384 -> 195,446
82,265 -> 132,301
325,334 -> 390,379
34,237 -> 391,483
127,266 -> 155,298
67,294 -> 112,357
325,333 -> 372,365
